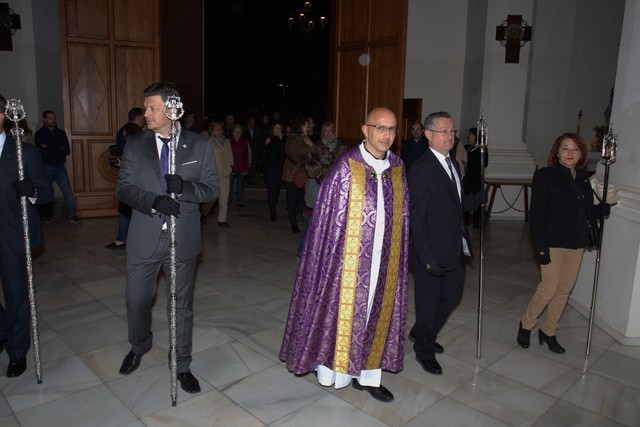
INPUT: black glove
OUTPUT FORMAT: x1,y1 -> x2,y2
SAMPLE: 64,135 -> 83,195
153,195 -> 180,217
425,263 -> 446,277
477,189 -> 489,206
12,179 -> 35,198
537,251 -> 551,265
165,174 -> 184,194
595,203 -> 613,217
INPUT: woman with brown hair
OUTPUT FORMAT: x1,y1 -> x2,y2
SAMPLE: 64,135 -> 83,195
517,133 -> 613,353
282,117 -> 313,233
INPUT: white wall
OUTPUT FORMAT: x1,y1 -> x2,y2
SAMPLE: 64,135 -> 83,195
1,0 -> 63,131
404,0 -> 469,123
525,0 -> 624,167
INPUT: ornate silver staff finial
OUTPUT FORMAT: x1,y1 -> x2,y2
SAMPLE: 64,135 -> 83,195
163,96 -> 184,122
601,124 -> 618,165
477,111 -> 488,147
7,99 -> 26,140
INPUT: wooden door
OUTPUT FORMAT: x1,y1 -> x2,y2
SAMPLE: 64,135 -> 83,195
58,0 -> 160,217
331,0 -> 408,151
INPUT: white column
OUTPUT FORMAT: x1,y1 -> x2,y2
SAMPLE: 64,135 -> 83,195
571,0 -> 640,345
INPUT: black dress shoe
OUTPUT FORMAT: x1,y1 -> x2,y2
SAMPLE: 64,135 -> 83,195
177,371 -> 201,393
538,329 -> 565,354
291,225 -> 300,233
517,322 -> 531,348
119,350 -> 145,375
217,221 -> 230,228
6,357 -> 27,377
104,241 -> 126,250
352,379 -> 394,402
408,331 -> 444,354
417,357 -> 443,375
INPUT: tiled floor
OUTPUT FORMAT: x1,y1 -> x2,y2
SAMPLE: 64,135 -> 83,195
0,188 -> 638,426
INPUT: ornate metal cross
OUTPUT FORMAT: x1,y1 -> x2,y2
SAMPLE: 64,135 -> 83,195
495,15 -> 532,64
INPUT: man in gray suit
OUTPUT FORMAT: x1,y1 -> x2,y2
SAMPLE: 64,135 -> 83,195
116,82 -> 218,394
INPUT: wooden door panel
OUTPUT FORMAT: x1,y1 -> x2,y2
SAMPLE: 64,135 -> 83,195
338,0 -> 368,43
114,0 -> 156,42
370,0 -> 403,40
88,140 -> 120,191
115,46 -> 155,126
68,43 -> 112,135
367,45 -> 398,111
336,49 -> 367,146
65,0 -> 109,39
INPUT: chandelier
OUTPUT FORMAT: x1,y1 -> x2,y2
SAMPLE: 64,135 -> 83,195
287,1 -> 327,33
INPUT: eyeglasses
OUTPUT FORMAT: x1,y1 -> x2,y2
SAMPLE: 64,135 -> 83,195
365,124 -> 398,134
428,128 -> 457,136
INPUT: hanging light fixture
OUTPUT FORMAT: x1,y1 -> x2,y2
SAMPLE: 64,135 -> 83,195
288,1 -> 327,34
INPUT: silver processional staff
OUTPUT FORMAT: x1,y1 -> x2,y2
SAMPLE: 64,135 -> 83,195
585,125 -> 618,356
476,111 -> 489,359
476,112 -> 488,359
6,99 -> 43,383
162,95 -> 183,406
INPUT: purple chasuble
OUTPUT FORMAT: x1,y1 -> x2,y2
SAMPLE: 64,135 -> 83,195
280,146 -> 410,376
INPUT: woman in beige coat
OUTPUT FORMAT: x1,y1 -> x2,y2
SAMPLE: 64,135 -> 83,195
201,121 -> 234,227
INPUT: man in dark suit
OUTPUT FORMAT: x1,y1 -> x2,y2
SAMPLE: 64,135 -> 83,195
0,94 -> 54,377
116,82 -> 218,394
400,121 -> 427,175
408,111 -> 484,376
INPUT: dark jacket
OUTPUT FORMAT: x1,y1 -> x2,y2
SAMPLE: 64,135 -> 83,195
463,144 -> 488,194
34,126 -> 70,166
530,164 -> 596,253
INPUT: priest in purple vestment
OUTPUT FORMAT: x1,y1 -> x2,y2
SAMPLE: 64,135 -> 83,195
280,107 -> 410,403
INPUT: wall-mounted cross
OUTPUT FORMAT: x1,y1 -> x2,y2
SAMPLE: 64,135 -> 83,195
495,15 -> 532,64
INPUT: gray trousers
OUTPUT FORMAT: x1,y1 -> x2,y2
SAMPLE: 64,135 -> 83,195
125,231 -> 197,373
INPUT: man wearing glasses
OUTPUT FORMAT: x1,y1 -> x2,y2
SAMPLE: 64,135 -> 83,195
281,107 -> 410,402
408,111 -> 485,376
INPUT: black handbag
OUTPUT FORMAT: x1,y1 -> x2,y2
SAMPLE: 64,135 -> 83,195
586,219 -> 600,248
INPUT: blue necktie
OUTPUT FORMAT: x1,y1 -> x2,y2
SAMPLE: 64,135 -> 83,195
159,137 -> 170,192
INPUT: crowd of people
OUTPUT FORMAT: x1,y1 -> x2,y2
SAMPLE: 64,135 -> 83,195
0,87 -> 614,405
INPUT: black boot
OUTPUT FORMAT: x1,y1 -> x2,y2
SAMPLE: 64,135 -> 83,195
538,329 -> 566,354
517,322 -> 531,349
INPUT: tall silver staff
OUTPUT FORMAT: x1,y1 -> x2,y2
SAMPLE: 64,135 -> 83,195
162,96 -> 183,406
585,126 -> 618,356
476,112 -> 488,359
6,99 -> 43,383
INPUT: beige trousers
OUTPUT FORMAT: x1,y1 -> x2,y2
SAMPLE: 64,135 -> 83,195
201,176 -> 230,222
522,247 -> 584,335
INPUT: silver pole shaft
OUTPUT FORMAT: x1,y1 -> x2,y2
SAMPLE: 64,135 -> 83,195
585,162 -> 610,356
7,100 -> 43,383
168,122 -> 178,406
476,146 -> 486,359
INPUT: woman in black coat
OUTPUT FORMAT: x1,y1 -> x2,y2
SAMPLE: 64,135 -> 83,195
517,133 -> 612,353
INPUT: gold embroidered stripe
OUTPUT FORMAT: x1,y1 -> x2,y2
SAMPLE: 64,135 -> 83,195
366,166 -> 404,369
333,160 -> 365,373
